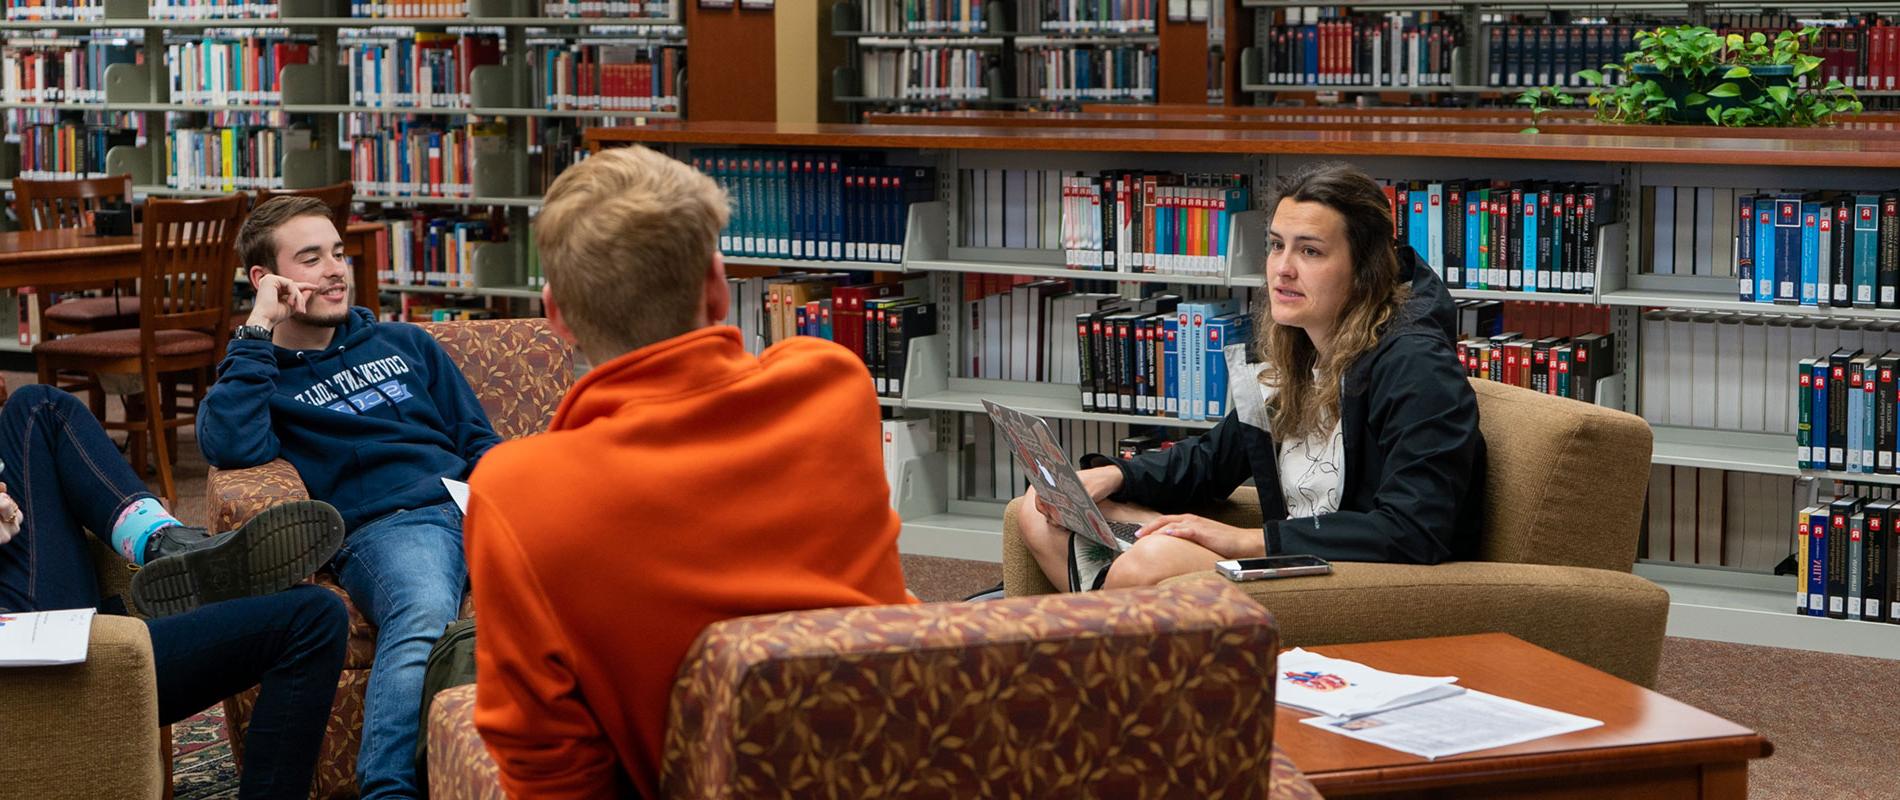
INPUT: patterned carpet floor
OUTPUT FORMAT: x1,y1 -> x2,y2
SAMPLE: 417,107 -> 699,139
172,705 -> 238,800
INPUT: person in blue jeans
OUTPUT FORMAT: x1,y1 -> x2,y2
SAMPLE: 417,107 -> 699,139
198,196 -> 500,799
0,384 -> 349,799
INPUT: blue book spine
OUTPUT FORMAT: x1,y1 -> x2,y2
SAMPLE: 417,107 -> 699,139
787,158 -> 803,259
1866,364 -> 1880,473
1849,367 -> 1865,473
1756,197 -> 1776,303
1813,360 -> 1830,474
1465,195 -> 1483,290
1163,316 -> 1179,417
1522,191 -> 1539,293
1801,201 -> 1821,306
1809,508 -> 1830,616
1855,194 -> 1881,306
1775,195 -> 1802,303
1206,316 -> 1232,420
1408,189 -> 1428,259
1736,193 -> 1755,302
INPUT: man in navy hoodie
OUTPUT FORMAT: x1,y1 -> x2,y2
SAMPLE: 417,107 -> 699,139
199,196 -> 501,800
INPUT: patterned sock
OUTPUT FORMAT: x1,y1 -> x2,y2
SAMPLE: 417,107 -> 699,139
110,497 -> 181,566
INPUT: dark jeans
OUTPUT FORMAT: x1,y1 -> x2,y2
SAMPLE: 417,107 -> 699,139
0,385 -> 348,799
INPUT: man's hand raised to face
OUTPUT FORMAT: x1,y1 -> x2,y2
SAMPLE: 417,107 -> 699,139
247,273 -> 318,330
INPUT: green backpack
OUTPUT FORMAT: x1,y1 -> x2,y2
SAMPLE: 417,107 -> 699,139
415,617 -> 478,796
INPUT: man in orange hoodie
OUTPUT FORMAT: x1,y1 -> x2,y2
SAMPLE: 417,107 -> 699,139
463,145 -> 914,798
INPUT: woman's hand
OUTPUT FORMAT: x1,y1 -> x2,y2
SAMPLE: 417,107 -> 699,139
1135,514 -> 1264,559
0,483 -> 20,546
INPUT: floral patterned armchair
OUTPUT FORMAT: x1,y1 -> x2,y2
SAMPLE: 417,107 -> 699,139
426,579 -> 1321,800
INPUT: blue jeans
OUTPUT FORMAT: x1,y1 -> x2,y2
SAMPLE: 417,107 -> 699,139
334,499 -> 466,800
0,385 -> 349,800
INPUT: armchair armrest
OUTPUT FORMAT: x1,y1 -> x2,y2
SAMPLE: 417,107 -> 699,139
0,615 -> 162,798
662,580 -> 1280,798
206,459 -> 309,535
427,685 -> 504,800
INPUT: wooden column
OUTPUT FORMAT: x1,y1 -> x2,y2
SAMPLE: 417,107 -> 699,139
1157,14 -> 1210,106
686,3 -> 778,121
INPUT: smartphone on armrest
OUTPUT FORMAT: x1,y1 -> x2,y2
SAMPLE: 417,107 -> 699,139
1215,555 -> 1332,581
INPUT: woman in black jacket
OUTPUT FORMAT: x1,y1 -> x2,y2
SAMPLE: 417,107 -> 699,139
1017,161 -> 1487,591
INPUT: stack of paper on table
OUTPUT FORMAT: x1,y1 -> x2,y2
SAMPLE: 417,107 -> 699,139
1276,647 -> 1466,720
0,608 -> 95,667
1278,648 -> 1604,761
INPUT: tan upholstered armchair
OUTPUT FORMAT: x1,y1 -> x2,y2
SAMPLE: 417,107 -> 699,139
424,580 -> 1322,800
1005,378 -> 1673,687
205,318 -> 575,798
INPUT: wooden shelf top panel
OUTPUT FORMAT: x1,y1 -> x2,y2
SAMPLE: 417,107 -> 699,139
591,120 -> 1900,167
865,109 -> 1900,140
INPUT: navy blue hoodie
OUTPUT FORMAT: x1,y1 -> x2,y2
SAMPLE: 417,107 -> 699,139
199,307 -> 501,531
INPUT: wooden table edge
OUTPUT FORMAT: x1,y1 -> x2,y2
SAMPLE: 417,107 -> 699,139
1302,732 -> 1773,795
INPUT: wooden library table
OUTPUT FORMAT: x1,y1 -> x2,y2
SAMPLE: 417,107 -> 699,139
0,222 -> 386,308
1279,634 -> 1771,799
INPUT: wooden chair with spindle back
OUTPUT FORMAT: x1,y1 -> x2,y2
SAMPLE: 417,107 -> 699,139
31,195 -> 246,505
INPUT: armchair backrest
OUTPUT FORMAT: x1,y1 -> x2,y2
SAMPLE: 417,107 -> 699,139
661,579 -> 1280,798
415,318 -> 575,440
1471,379 -> 1654,572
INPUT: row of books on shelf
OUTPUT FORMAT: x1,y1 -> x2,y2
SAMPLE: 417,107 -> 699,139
1457,330 -> 1616,404
1736,193 -> 1897,309
857,48 -> 994,100
148,0 -> 278,20
1795,493 -> 1900,623
1391,179 -> 1617,294
856,0 -> 989,34
348,120 -> 504,197
1039,0 -> 1155,34
164,126 -> 311,191
1453,297 -> 1611,342
368,210 -> 500,287
1634,310 -> 1900,438
345,33 -> 501,109
348,0 -> 468,16
2,40 -> 136,104
689,149 -> 936,264
1013,44 -> 1154,102
392,295 -> 500,323
17,120 -> 131,180
1260,14 -> 1459,88
1643,466 -> 1798,572
1797,348 -> 1900,475
724,275 -> 939,399
1061,171 -> 1247,276
530,43 -> 681,112
536,0 -> 672,18
3,0 -> 109,20
165,39 -> 310,106
1484,23 -> 1641,88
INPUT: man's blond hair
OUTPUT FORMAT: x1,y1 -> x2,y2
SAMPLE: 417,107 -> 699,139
535,145 -> 730,359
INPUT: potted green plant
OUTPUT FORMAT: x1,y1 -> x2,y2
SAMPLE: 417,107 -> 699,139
1518,25 -> 1861,131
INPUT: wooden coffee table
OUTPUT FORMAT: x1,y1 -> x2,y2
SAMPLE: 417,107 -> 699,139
1276,634 -> 1772,799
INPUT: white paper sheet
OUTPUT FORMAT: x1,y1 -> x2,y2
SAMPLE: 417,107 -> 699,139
0,608 -> 95,667
1299,689 -> 1603,761
442,478 -> 470,514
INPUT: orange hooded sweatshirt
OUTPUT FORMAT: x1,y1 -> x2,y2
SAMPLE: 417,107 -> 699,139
464,326 -> 912,799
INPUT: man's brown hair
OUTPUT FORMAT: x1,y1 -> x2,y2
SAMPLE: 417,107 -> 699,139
237,195 -> 335,273
535,145 -> 730,359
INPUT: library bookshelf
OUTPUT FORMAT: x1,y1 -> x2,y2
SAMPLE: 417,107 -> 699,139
592,117 -> 1900,658
0,0 -> 692,327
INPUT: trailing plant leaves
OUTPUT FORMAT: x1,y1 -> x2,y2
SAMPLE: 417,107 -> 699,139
1723,66 -> 1752,79
1707,82 -> 1742,98
1685,92 -> 1710,107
